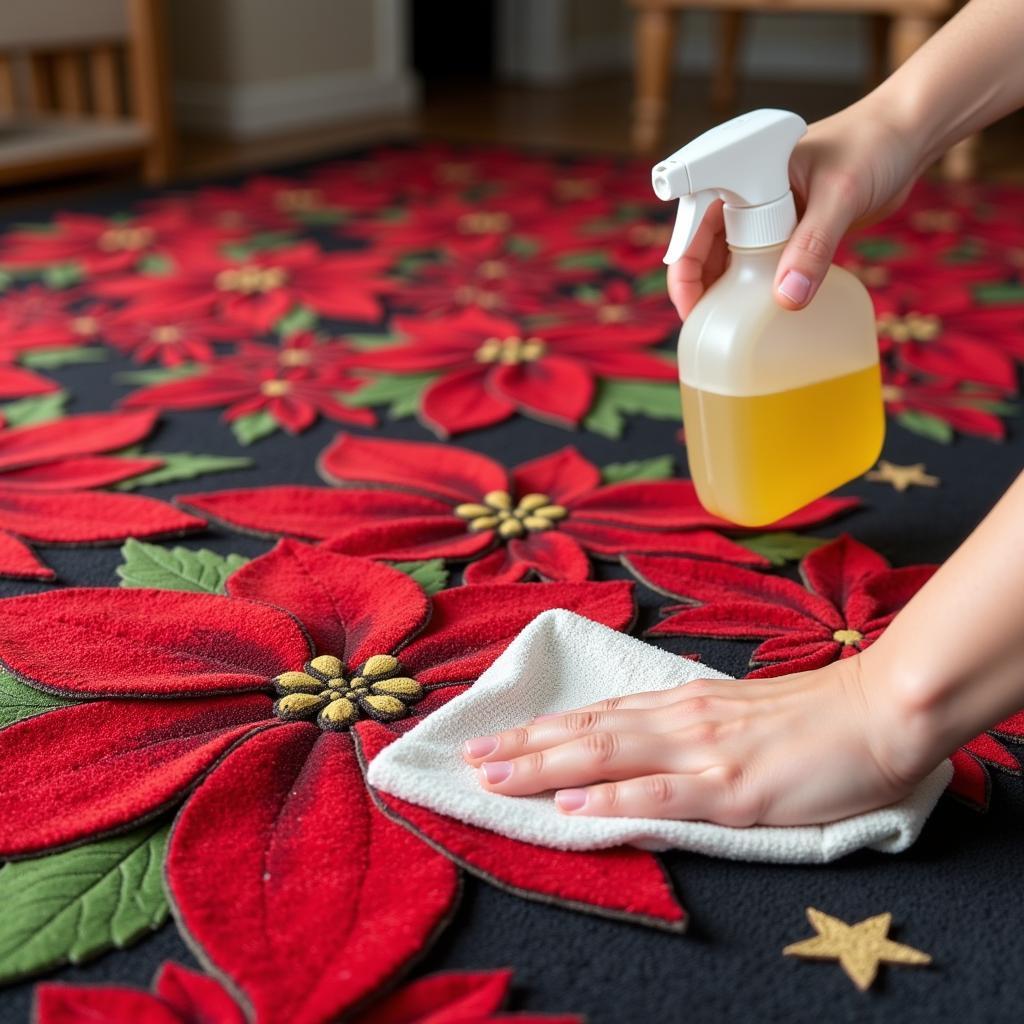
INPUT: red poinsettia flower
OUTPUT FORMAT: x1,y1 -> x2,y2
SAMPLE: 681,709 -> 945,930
882,367 -> 1009,442
584,214 -> 673,276
180,434 -> 859,582
36,962 -> 581,1024
96,305 -> 250,366
626,535 -> 1024,808
350,307 -> 675,435
873,286 -> 1022,393
0,409 -> 203,579
0,541 -> 685,1024
0,284 -> 103,350
541,278 -> 679,335
0,211 -> 233,277
121,336 -> 375,435
95,241 -> 394,333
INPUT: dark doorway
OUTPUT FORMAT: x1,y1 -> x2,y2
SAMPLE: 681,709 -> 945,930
411,0 -> 497,82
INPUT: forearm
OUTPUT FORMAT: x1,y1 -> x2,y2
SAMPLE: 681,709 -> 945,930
870,0 -> 1024,171
864,471 -> 1024,774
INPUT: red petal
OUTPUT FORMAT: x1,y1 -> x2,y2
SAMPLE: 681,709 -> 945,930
0,409 -> 158,473
745,646 -> 839,678
180,485 -> 452,540
799,535 -> 890,611
0,588 -> 310,697
898,337 -> 1018,393
361,970 -> 511,1023
166,726 -> 459,1024
0,530 -> 54,579
35,985 -> 180,1024
122,373 -> 254,412
963,732 -> 1019,771
0,363 -> 60,399
570,481 -> 716,529
0,455 -> 163,490
226,539 -> 430,668
488,356 -> 594,427
567,521 -> 767,564
399,581 -> 634,685
511,447 -> 600,505
948,750 -> 990,809
750,632 -> 836,664
357,723 -> 687,931
756,495 -> 861,532
649,602 -> 827,640
569,348 -> 677,381
856,564 -> 937,631
462,545 -> 532,585
503,532 -> 591,582
319,433 -> 507,502
626,555 -> 841,627
0,488 -> 203,544
155,962 -> 247,1024
325,517 -> 496,561
421,368 -> 515,437
0,695 -> 274,856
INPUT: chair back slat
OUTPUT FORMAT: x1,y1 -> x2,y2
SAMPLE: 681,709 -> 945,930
53,51 -> 86,116
28,54 -> 53,113
89,46 -> 123,118
0,55 -> 15,116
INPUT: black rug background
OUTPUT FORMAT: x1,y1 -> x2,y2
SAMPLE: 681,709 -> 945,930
0,154 -> 1021,1024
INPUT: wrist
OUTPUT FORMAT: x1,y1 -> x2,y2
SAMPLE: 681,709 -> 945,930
860,77 -> 943,177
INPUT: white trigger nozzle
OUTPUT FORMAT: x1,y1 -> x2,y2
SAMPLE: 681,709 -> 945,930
663,191 -> 717,266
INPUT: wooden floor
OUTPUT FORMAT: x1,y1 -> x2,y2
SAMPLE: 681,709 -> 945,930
1,72 -> 1022,212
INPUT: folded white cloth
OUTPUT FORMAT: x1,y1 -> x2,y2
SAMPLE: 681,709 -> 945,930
369,609 -> 952,864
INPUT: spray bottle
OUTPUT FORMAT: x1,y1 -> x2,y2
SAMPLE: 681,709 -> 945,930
653,109 -> 884,527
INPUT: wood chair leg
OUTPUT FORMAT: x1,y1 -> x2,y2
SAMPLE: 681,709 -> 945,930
632,7 -> 679,153
889,14 -> 977,181
711,11 -> 743,113
128,0 -> 176,185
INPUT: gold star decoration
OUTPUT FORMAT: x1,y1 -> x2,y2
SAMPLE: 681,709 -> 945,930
783,907 -> 932,991
865,460 -> 940,493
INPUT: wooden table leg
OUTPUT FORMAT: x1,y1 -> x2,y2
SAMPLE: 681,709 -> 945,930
632,7 -> 679,153
711,11 -> 743,113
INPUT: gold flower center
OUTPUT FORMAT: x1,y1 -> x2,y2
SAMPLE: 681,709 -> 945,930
215,265 -> 288,294
629,223 -> 671,247
833,629 -> 864,646
597,303 -> 630,324
555,179 -> 597,201
275,188 -> 324,212
97,225 -> 155,252
454,286 -> 501,309
880,384 -> 902,403
454,490 -> 568,541
458,212 -> 512,235
279,348 -> 312,367
477,259 -> 507,280
272,653 -> 423,731
876,312 -> 942,343
910,209 -> 958,233
474,335 -> 546,365
152,325 -> 182,344
437,162 -> 474,184
260,379 -> 291,397
71,316 -> 99,336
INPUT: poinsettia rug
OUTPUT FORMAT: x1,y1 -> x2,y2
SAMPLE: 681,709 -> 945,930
0,143 -> 1022,1024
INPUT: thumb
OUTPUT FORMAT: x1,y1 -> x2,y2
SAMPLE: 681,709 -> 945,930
775,188 -> 856,311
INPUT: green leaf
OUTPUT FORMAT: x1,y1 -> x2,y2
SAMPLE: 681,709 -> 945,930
0,822 -> 170,984
0,391 -> 68,426
115,364 -> 202,386
389,559 -> 449,596
116,538 -> 249,593
556,250 -> 609,271
895,410 -> 953,444
0,270 -> 12,292
853,238 -> 905,262
583,379 -> 681,439
634,269 -> 668,296
231,410 -> 280,445
0,670 -> 74,729
223,231 -> 297,260
601,454 -> 675,483
275,304 -> 318,338
137,253 -> 174,276
19,345 -> 107,370
974,282 -> 1024,305
735,531 -> 830,567
41,263 -> 83,289
506,235 -> 539,258
113,451 -> 253,491
343,372 -> 436,419
295,208 -> 346,227
345,333 -> 404,351
394,254 -> 441,277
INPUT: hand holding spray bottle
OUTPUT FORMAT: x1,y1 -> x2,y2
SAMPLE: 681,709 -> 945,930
653,109 -> 885,526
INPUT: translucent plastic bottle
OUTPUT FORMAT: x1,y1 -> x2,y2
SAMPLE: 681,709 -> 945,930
653,109 -> 885,526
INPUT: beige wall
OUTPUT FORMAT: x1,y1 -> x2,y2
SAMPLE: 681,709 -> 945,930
169,0 -> 376,87
567,0 -> 628,43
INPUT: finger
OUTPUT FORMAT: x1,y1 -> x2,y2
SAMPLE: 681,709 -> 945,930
555,769 -> 758,825
667,200 -> 724,319
476,732 -> 688,796
463,707 -> 691,765
542,682 -> 712,717
775,176 -> 858,311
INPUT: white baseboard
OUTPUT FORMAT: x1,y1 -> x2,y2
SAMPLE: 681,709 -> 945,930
174,68 -> 421,139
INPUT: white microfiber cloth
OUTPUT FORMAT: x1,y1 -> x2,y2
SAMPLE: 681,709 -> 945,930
368,609 -> 952,864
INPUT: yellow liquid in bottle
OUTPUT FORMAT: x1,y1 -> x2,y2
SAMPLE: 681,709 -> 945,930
681,363 -> 885,527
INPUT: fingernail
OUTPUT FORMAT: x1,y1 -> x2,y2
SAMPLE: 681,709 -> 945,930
464,735 -> 498,758
778,270 -> 811,304
481,761 -> 512,784
555,788 -> 588,812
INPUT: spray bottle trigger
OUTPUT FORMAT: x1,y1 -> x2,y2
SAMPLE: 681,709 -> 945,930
663,190 -> 718,266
